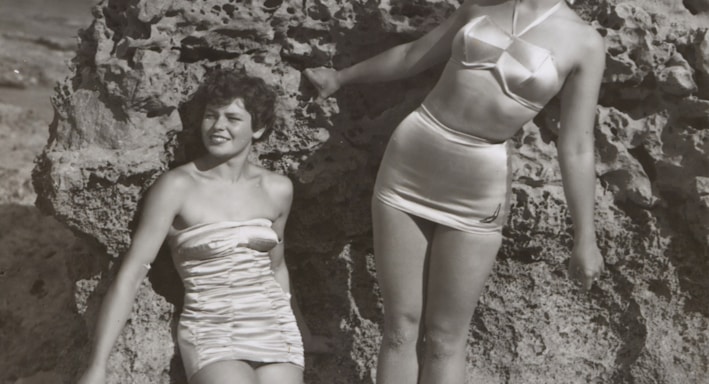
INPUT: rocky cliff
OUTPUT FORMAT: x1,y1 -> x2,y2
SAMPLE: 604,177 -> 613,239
30,0 -> 709,383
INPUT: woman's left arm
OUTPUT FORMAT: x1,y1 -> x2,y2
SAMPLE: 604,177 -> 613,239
268,175 -> 329,352
268,175 -> 294,296
557,27 -> 606,291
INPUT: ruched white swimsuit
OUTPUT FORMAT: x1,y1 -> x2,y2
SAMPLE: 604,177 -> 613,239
168,219 -> 304,379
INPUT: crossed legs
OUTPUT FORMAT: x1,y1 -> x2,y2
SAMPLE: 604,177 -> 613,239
372,199 -> 501,384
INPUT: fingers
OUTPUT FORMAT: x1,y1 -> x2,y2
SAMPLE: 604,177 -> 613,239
581,273 -> 594,291
302,68 -> 325,100
302,67 -> 323,87
579,270 -> 601,291
302,67 -> 336,100
568,264 -> 602,292
302,67 -> 316,82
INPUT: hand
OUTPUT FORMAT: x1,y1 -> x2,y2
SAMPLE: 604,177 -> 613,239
77,365 -> 106,384
567,240 -> 604,291
303,333 -> 334,355
303,67 -> 341,100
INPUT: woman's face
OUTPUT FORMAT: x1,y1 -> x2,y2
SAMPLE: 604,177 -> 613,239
201,97 -> 264,158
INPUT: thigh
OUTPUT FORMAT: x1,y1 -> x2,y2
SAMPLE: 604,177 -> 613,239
372,199 -> 434,323
189,360 -> 257,384
255,363 -> 303,384
424,226 -> 501,335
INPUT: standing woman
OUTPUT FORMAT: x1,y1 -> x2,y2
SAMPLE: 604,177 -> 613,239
78,69 -> 306,384
304,0 -> 605,383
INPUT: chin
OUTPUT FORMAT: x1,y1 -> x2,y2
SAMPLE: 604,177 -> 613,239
205,148 -> 233,158
205,145 -> 247,159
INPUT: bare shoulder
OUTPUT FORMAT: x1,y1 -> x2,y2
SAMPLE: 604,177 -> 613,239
552,10 -> 605,71
134,164 -> 196,222
149,163 -> 195,197
557,9 -> 604,52
265,171 -> 294,201
160,163 -> 196,185
253,166 -> 293,206
582,25 -> 605,56
572,23 -> 605,70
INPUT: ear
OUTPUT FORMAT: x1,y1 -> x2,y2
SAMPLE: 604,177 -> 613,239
252,126 -> 266,140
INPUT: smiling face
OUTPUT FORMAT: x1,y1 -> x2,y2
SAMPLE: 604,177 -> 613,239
201,97 -> 265,158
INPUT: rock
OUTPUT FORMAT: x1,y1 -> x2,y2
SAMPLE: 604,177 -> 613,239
27,0 -> 709,383
657,65 -> 697,95
594,107 -> 658,208
696,29 -> 709,77
603,3 -> 674,84
683,0 -> 709,15
678,96 -> 709,120
690,176 -> 709,251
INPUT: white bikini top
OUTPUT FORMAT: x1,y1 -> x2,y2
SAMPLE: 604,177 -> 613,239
450,0 -> 563,111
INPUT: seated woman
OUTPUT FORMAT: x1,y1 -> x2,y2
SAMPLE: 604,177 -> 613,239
78,69 -> 308,384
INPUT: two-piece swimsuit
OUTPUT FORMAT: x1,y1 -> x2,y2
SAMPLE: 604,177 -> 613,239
374,0 -> 563,233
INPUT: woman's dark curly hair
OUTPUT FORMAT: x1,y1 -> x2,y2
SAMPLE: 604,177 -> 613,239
197,68 -> 277,133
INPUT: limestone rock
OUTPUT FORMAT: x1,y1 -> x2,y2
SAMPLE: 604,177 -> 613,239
595,106 -> 658,208
657,64 -> 697,96
30,0 -> 709,383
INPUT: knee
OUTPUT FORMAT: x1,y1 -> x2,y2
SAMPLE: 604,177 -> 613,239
424,325 -> 467,360
382,312 -> 421,350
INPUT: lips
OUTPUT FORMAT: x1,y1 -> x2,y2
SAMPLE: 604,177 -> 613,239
207,133 -> 230,144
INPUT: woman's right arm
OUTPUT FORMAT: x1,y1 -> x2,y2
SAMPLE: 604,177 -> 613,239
304,1 -> 476,98
78,172 -> 187,384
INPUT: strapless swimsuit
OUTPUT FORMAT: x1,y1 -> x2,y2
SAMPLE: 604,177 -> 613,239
169,219 -> 304,379
374,0 -> 562,233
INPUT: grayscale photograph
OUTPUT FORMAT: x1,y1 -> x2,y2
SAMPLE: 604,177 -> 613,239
0,0 -> 708,383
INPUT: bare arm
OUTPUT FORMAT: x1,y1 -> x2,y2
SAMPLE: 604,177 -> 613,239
557,28 -> 606,290
266,175 -> 326,351
266,176 -> 304,333
338,2 -> 473,84
304,1 -> 475,98
268,175 -> 294,296
80,172 -> 186,380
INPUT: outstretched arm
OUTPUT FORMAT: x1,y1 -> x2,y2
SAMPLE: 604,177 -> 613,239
557,28 -> 606,291
304,1 -> 476,98
78,173 -> 185,384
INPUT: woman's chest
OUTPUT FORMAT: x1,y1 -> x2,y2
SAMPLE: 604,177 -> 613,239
177,183 -> 279,227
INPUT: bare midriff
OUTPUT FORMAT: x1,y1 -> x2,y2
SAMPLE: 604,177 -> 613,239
422,60 -> 544,142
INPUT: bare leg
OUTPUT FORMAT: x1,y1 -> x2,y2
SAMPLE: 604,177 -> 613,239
420,226 -> 501,384
189,360 -> 258,384
255,363 -> 303,384
372,199 -> 434,384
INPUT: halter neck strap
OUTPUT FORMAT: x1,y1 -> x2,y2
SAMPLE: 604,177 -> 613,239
512,0 -> 563,36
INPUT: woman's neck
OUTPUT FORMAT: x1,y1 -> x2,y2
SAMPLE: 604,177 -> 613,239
196,148 -> 252,183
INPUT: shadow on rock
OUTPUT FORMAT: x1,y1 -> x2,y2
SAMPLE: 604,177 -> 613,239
0,203 -> 95,383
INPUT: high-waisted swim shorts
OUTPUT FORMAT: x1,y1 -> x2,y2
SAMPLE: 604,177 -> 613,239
373,104 -> 511,234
